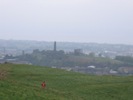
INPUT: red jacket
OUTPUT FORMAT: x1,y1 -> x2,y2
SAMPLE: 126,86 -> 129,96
41,82 -> 46,88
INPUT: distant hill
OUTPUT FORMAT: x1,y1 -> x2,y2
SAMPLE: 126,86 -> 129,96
1,39 -> 133,56
0,64 -> 133,100
1,39 -> 133,75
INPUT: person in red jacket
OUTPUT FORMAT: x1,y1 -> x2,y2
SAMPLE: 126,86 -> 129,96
41,81 -> 46,89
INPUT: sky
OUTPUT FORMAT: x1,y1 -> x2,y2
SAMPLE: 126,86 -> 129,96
0,0 -> 133,44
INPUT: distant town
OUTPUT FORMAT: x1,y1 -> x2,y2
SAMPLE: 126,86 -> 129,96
1,39 -> 133,75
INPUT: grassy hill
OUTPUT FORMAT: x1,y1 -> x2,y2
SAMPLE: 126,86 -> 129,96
0,64 -> 133,100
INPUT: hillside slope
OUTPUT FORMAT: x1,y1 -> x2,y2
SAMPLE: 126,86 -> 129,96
0,64 -> 133,100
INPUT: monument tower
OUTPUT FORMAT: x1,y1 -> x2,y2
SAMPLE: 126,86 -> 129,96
54,41 -> 56,52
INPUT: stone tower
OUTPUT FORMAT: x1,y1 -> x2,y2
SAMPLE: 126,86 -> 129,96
54,41 -> 56,51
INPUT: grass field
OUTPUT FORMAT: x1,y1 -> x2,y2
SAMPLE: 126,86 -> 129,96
0,64 -> 133,100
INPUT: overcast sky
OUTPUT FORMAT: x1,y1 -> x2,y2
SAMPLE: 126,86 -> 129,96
0,0 -> 133,44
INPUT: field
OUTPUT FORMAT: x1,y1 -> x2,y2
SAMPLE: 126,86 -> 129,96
0,64 -> 133,100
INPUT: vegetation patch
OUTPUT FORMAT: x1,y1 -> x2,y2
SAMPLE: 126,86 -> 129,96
0,70 -> 7,80
0,64 -> 133,100
0,64 -> 11,80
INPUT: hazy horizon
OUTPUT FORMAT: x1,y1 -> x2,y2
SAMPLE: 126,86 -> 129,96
0,0 -> 133,45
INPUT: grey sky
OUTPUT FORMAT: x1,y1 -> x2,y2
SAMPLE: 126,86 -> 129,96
0,0 -> 133,44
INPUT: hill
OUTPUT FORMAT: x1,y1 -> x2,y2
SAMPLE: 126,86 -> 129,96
0,64 -> 133,100
1,39 -> 133,57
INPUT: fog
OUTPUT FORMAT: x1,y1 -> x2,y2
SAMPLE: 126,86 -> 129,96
0,0 -> 133,44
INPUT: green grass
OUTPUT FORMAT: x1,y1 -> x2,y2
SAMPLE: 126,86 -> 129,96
0,64 -> 133,100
